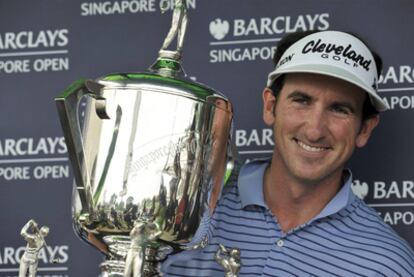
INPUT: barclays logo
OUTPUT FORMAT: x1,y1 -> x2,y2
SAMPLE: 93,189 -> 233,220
209,18 -> 230,40
352,180 -> 369,200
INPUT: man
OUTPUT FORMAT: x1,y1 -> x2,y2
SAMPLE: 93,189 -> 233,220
163,30 -> 414,276
19,219 -> 49,277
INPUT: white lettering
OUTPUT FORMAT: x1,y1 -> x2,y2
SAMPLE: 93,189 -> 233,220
373,180 -> 414,199
4,247 -> 15,264
0,137 -> 67,156
0,59 -> 30,74
210,46 -> 276,63
233,13 -> 330,37
33,58 -> 69,72
0,30 -> 68,50
0,166 -> 30,180
80,0 -> 160,16
379,65 -> 414,84
382,95 -> 414,110
235,129 -> 274,147
33,165 -> 70,180
374,181 -> 386,199
382,211 -> 414,225
58,245 -> 69,263
0,245 -> 69,265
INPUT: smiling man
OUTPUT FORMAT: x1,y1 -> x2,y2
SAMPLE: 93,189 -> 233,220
163,31 -> 414,276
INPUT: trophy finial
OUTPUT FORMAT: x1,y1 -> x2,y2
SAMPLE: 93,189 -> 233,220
158,0 -> 188,61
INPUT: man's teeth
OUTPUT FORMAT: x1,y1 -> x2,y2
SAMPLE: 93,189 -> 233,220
297,140 -> 326,152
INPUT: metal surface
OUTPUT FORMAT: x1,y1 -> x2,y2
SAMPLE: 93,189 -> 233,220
215,244 -> 241,277
19,219 -> 50,277
55,0 -> 235,275
56,71 -> 233,276
159,0 -> 188,58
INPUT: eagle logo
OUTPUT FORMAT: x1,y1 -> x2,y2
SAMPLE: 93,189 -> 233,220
351,180 -> 369,200
209,18 -> 230,40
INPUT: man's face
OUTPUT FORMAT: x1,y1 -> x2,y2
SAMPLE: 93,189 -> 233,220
263,73 -> 379,185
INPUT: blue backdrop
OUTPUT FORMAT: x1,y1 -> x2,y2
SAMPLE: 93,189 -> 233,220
0,1 -> 413,276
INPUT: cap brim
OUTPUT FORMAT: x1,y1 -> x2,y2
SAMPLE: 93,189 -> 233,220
268,64 -> 388,112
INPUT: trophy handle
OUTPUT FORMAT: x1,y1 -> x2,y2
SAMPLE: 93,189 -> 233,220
55,79 -> 108,214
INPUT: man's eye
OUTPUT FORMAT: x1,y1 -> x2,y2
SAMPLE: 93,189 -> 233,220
332,106 -> 350,115
292,97 -> 309,104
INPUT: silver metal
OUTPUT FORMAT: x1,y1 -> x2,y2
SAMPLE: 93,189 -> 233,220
56,73 -> 233,276
19,219 -> 50,277
124,220 -> 162,277
215,244 -> 241,277
159,0 -> 188,58
55,0 -> 235,274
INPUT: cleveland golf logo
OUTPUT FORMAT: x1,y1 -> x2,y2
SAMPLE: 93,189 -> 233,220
302,39 -> 372,71
352,180 -> 369,200
209,18 -> 229,40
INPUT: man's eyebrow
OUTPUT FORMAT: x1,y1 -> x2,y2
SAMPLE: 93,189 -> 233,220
287,91 -> 312,99
287,91 -> 358,113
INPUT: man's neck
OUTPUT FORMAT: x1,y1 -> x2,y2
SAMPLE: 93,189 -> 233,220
263,162 -> 343,234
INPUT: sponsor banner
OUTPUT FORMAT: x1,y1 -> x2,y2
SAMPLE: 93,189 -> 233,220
80,0 -> 197,16
0,29 -> 70,74
352,179 -> 414,227
377,65 -> 414,110
208,14 -> 330,63
0,137 -> 69,182
0,245 -> 69,277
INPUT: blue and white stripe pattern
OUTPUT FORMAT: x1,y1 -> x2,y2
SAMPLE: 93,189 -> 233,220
162,160 -> 414,276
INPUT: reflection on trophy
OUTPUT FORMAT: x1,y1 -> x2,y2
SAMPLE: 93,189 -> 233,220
55,2 -> 234,276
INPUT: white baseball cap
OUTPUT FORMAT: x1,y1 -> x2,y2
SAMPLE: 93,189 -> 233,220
267,31 -> 389,112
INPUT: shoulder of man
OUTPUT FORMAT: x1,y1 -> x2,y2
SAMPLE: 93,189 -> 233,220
350,198 -> 414,271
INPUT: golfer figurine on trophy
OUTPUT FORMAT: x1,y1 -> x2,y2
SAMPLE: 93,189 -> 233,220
160,0 -> 188,58
215,244 -> 242,277
19,219 -> 50,277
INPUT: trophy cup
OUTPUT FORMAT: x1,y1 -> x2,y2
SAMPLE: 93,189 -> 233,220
55,1 -> 235,276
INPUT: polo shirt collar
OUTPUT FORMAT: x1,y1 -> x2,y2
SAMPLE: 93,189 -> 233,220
313,169 -> 356,220
238,159 -> 269,208
237,159 -> 356,218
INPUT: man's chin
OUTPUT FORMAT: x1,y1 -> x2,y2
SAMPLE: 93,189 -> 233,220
292,165 -> 345,186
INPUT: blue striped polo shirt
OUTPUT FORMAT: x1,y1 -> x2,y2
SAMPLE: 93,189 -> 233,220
162,159 -> 414,276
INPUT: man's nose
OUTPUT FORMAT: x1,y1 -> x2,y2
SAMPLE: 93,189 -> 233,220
303,108 -> 327,142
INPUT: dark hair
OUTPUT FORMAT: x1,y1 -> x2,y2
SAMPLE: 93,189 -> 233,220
268,30 -> 383,121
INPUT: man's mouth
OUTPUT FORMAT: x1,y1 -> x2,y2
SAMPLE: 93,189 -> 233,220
294,138 -> 330,153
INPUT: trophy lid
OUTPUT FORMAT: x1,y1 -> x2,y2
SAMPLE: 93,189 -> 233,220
95,56 -> 229,103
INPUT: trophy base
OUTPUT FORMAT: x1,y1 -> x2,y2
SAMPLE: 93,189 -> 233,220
100,235 -> 163,277
100,260 -> 126,277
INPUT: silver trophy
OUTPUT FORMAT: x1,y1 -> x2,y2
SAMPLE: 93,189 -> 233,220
55,2 -> 234,276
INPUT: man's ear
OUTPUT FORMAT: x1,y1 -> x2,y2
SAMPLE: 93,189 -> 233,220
263,88 -> 277,126
356,115 -> 380,148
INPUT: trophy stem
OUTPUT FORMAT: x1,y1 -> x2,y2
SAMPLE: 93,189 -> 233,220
99,247 -> 163,277
142,247 -> 161,276
100,260 -> 126,277
100,236 -> 129,277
